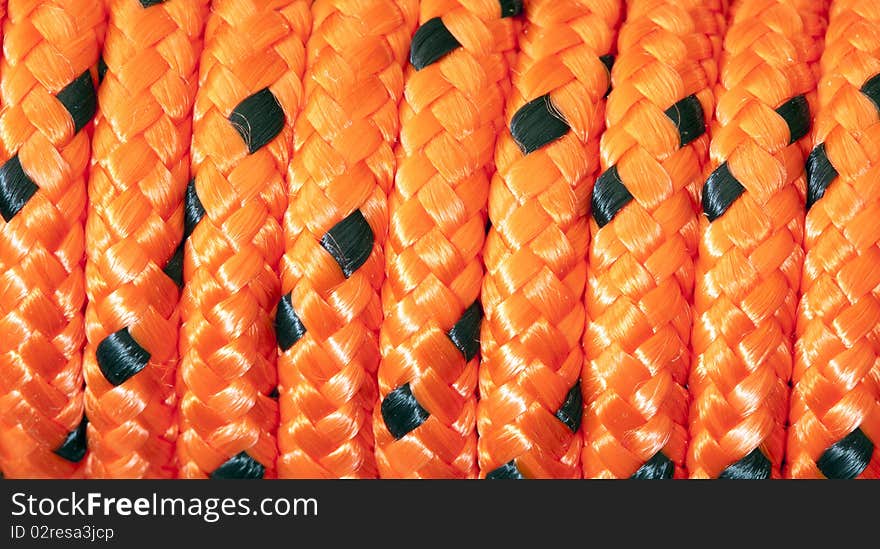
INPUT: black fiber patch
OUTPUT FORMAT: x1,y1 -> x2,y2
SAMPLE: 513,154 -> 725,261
139,0 -> 166,6
184,178 -> 205,238
410,17 -> 461,71
806,143 -> 838,211
861,73 -> 880,113
718,448 -> 771,479
499,0 -> 522,17
228,87 -> 285,154
268,387 -> 279,399
486,460 -> 524,479
164,242 -> 184,288
381,383 -> 429,440
599,54 -> 615,98
96,328 -> 150,387
0,154 -> 38,222
702,162 -> 745,222
97,57 -> 108,84
210,451 -> 265,479
591,165 -> 633,228
630,452 -> 674,479
664,94 -> 705,147
510,95 -> 571,155
775,95 -> 811,144
56,71 -> 97,134
555,382 -> 582,433
320,210 -> 374,278
817,427 -> 873,479
54,416 -> 88,463
275,292 -> 306,351
447,301 -> 483,362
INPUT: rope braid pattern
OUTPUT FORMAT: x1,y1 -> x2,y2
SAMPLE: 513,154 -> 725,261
177,0 -> 309,479
687,0 -> 827,479
476,0 -> 620,480
82,0 -> 209,479
583,0 -> 723,479
375,0 -> 520,479
277,0 -> 417,479
0,0 -> 105,478
787,0 -> 880,479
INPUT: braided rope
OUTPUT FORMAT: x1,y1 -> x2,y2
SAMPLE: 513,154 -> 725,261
374,0 -> 520,478
276,0 -> 417,479
582,0 -> 723,479
476,0 -> 621,479
82,0 -> 210,479
0,0 -> 105,478
787,0 -> 880,479
687,0 -> 827,480
176,0 -> 310,479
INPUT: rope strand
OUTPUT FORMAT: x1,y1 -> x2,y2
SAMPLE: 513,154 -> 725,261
476,0 -> 621,479
375,0 -> 520,478
582,0 -> 723,479
787,0 -> 880,479
276,0 -> 417,479
176,0 -> 310,479
82,0 -> 210,479
687,0 -> 827,479
0,0 -> 105,478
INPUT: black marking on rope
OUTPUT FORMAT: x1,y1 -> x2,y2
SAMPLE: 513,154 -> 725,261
591,165 -> 633,228
664,94 -> 705,147
97,57 -> 108,84
275,292 -> 306,351
775,95 -> 811,145
861,73 -> 880,113
702,162 -> 745,222
631,452 -> 674,479
56,71 -> 97,134
486,460 -> 524,479
555,382 -> 582,433
228,87 -> 285,154
817,427 -> 874,480
184,178 -> 205,238
381,383 -> 429,440
410,17 -> 461,71
446,301 -> 483,362
510,95 -> 571,155
0,155 -> 38,222
718,448 -> 771,479
599,54 -> 615,98
53,416 -> 88,463
210,452 -> 265,479
139,0 -> 166,6
499,0 -> 523,17
805,143 -> 838,211
268,387 -> 279,399
163,242 -> 184,288
96,328 -> 151,386
320,210 -> 374,278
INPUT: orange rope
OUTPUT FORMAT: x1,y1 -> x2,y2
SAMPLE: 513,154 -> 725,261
276,0 -> 417,479
787,0 -> 880,479
176,0 -> 310,479
582,0 -> 723,479
476,0 -> 621,479
375,0 -> 520,478
0,0 -> 105,479
687,0 -> 826,480
82,0 -> 209,479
